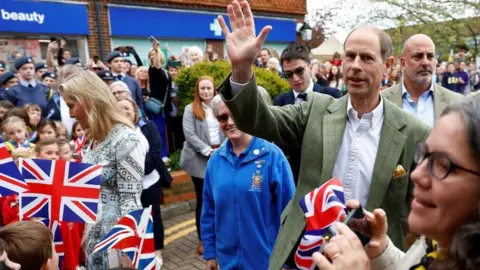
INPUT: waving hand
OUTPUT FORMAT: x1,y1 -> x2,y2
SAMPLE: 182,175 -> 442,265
218,0 -> 272,83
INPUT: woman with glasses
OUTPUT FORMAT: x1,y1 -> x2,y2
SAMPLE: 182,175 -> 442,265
180,76 -> 224,255
312,96 -> 480,270
201,93 -> 295,270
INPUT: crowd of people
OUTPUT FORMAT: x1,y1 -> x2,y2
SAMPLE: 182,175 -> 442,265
0,0 -> 480,269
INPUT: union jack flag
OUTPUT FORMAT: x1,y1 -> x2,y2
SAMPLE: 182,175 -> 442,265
0,138 -> 27,196
295,178 -> 346,270
93,207 -> 156,270
19,158 -> 102,223
40,219 -> 65,270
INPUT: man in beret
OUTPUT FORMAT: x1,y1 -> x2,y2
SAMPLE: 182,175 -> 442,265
0,61 -> 6,75
0,72 -> 18,99
42,71 -> 63,121
42,72 -> 57,89
3,57 -> 52,117
96,70 -> 114,86
106,51 -> 144,110
35,63 -> 48,82
64,57 -> 82,68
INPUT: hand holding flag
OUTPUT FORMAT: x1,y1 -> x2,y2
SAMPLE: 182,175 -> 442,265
295,178 -> 346,270
93,207 -> 156,270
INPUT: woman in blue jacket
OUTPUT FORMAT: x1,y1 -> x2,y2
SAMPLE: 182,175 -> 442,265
201,95 -> 295,270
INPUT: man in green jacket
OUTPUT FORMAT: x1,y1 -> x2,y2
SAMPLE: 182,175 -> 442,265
216,1 -> 430,269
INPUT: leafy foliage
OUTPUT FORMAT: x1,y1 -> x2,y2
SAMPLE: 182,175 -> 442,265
174,60 -> 290,114
168,150 -> 182,172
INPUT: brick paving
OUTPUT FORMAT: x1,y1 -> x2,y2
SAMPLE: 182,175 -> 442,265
162,211 -> 205,270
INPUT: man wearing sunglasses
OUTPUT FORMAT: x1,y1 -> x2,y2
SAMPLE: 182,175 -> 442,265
216,1 -> 431,269
273,44 -> 342,185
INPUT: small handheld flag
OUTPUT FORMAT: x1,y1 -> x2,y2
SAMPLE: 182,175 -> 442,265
0,138 -> 27,196
19,158 -> 102,223
294,178 -> 346,270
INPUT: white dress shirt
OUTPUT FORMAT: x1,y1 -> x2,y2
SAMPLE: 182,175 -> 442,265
332,97 -> 384,206
293,80 -> 315,102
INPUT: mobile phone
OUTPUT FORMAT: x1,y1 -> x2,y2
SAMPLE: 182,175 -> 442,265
345,206 -> 372,246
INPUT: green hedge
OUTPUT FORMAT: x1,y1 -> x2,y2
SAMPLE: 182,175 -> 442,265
175,60 -> 290,114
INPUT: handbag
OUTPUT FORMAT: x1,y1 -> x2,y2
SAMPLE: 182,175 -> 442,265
145,68 -> 170,115
145,97 -> 162,114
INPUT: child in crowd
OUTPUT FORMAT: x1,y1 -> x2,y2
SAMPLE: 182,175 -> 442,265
0,100 -> 14,133
55,121 -> 68,140
57,138 -> 74,161
23,103 -> 42,141
35,138 -> 60,160
70,121 -> 86,161
36,119 -> 57,143
2,107 -> 34,138
0,221 -> 59,270
1,116 -> 35,158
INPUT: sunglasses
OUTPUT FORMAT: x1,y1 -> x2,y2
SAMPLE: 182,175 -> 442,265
216,113 -> 231,124
284,66 -> 306,79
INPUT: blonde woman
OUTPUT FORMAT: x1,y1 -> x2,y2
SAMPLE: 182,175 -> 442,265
135,66 -> 150,99
148,41 -> 171,158
59,70 -> 146,270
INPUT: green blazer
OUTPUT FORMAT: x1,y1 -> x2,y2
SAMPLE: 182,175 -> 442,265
220,76 -> 431,270
381,83 -> 464,121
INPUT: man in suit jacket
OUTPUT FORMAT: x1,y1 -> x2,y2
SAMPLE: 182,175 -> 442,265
106,51 -> 144,111
273,44 -> 341,184
216,2 -> 430,269
382,34 -> 464,126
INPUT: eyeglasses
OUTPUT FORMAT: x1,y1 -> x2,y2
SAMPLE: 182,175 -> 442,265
284,66 -> 306,79
414,143 -> 480,179
216,113 -> 231,124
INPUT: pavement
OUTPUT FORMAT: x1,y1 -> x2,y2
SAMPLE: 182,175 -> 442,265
162,211 -> 205,270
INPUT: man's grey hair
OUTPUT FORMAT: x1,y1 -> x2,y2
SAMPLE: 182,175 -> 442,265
211,87 -> 272,116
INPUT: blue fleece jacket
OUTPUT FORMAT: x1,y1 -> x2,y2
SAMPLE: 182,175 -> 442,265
201,137 -> 295,270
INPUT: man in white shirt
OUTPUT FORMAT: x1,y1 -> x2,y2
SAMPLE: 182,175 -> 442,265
382,34 -> 464,127
215,1 -> 431,269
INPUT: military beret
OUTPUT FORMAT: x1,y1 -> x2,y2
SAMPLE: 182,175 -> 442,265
14,56 -> 34,70
106,51 -> 126,63
64,57 -> 81,65
167,60 -> 182,69
35,63 -> 48,71
0,61 -> 5,69
96,70 -> 114,81
42,72 -> 57,80
0,72 -> 16,86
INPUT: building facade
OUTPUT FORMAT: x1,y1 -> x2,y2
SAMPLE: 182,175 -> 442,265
0,0 -> 307,67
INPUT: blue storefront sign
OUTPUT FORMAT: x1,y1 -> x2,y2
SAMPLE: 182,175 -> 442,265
0,0 -> 89,35
109,6 -> 296,43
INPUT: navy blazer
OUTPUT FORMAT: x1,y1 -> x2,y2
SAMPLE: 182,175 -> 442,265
272,83 -> 340,185
273,82 -> 341,106
139,119 -> 172,188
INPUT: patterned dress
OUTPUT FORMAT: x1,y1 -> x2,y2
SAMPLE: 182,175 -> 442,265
83,124 -> 146,269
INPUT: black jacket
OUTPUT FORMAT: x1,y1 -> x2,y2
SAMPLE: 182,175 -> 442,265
139,119 -> 172,188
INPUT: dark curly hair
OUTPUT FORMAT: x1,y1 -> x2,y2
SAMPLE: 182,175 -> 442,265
429,95 -> 480,270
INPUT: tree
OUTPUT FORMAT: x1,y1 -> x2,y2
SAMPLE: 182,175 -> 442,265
358,0 -> 480,59
301,0 -> 351,48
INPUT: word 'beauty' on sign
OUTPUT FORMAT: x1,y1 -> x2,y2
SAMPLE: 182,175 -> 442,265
1,9 -> 45,24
